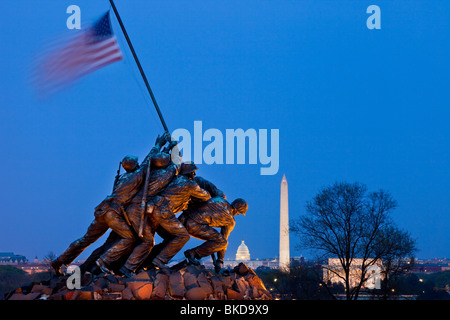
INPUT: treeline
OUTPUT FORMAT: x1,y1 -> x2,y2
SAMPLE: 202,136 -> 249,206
255,263 -> 450,300
0,265 -> 52,299
411,270 -> 450,300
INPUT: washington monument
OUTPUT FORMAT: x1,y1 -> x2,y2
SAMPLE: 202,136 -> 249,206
279,174 -> 290,270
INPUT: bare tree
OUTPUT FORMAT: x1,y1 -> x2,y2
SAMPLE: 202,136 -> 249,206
291,182 -> 416,300
43,251 -> 57,270
43,251 -> 57,262
376,227 -> 416,299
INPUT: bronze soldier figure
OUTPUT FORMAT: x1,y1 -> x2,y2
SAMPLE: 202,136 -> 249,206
105,142 -> 182,276
136,162 -> 211,271
179,193 -> 248,273
140,176 -> 225,271
51,134 -> 169,275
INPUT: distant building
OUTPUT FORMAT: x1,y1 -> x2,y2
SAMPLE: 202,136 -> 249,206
0,252 -> 51,274
323,258 -> 384,290
18,263 -> 50,275
411,265 -> 443,273
411,258 -> 450,273
236,240 -> 251,261
200,240 -> 279,270
0,252 -> 81,275
0,252 -> 27,264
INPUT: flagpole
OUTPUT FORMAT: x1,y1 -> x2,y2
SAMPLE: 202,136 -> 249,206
109,0 -> 171,239
108,0 -> 169,133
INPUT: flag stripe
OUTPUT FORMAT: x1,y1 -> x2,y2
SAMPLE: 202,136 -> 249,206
33,11 -> 123,96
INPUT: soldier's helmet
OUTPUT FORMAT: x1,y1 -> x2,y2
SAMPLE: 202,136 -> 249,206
122,155 -> 139,172
231,198 -> 248,216
180,161 -> 199,175
151,152 -> 171,168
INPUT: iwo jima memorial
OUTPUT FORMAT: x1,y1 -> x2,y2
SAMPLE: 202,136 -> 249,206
5,1 -> 272,301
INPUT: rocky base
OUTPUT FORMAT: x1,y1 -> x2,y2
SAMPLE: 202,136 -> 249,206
4,262 -> 272,300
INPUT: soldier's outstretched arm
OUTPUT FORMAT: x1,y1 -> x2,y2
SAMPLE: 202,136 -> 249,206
216,219 -> 235,262
190,182 -> 211,202
221,220 -> 235,242
195,176 -> 226,199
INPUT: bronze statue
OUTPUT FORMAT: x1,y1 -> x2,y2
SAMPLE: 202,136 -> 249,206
179,178 -> 247,273
131,162 -> 211,272
51,131 -> 250,279
109,143 -> 183,276
76,157 -> 212,277
51,134 -> 169,276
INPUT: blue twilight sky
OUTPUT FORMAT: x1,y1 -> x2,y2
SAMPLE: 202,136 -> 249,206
0,1 -> 449,262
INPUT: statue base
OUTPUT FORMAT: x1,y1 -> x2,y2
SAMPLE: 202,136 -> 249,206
5,262 -> 272,300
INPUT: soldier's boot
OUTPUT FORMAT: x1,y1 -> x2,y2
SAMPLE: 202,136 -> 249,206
184,249 -> 201,266
151,257 -> 170,273
214,259 -> 224,274
89,263 -> 102,276
118,266 -> 134,278
95,260 -> 114,276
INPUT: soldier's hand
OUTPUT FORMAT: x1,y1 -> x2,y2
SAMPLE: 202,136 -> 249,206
168,139 -> 178,150
163,131 -> 171,143
154,134 -> 167,149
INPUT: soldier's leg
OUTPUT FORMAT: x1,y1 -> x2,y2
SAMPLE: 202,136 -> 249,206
139,226 -> 172,270
96,210 -> 136,270
153,208 -> 190,265
183,219 -> 227,259
79,231 -> 121,274
52,218 -> 109,274
117,204 -> 156,273
122,223 -> 154,272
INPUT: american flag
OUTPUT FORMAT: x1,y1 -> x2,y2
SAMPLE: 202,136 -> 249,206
33,11 -> 123,95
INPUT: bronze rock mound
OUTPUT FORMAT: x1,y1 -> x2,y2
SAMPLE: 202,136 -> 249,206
5,262 -> 272,301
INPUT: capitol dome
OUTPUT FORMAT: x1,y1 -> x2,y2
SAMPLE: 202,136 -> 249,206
235,240 -> 250,261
